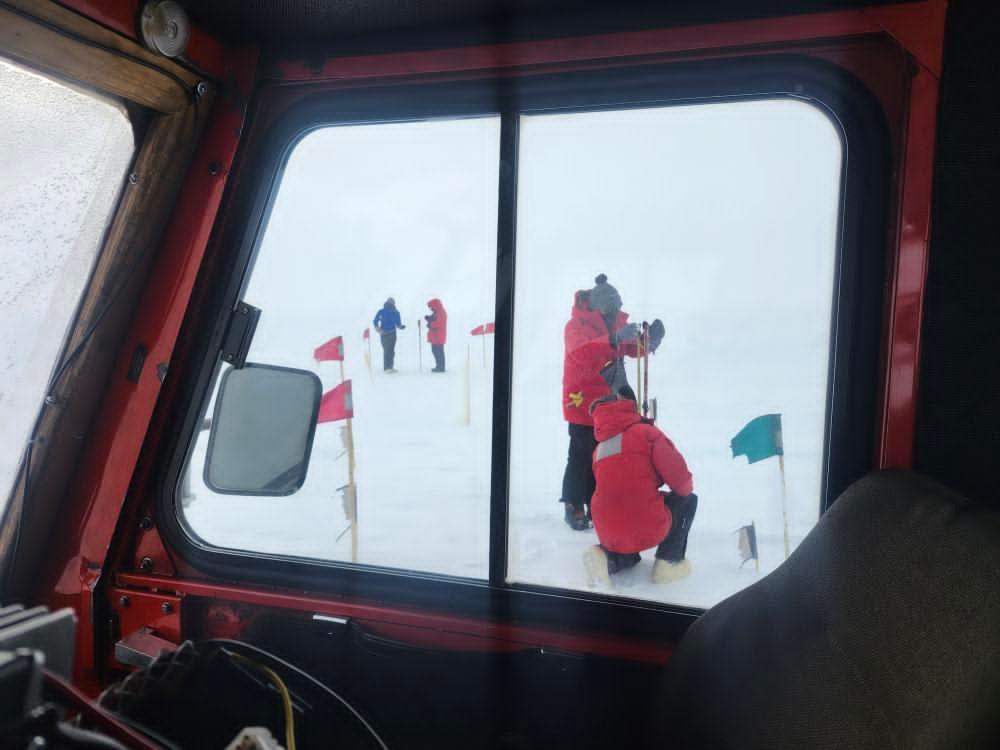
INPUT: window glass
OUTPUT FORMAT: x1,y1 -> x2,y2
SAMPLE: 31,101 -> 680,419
181,117 -> 500,577
508,100 -> 842,608
0,56 -> 134,508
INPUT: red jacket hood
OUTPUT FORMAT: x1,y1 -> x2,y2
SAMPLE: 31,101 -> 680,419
428,298 -> 444,313
592,399 -> 643,441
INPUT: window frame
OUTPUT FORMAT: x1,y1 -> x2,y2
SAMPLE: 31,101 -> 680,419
155,54 -> 889,639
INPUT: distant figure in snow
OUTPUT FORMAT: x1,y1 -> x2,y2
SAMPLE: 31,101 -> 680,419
560,275 -> 665,531
373,297 -> 406,372
425,298 -> 448,372
583,390 -> 697,586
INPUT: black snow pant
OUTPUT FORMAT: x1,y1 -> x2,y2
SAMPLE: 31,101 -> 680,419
603,492 -> 699,571
561,422 -> 597,512
656,492 -> 699,561
431,344 -> 445,372
380,331 -> 397,370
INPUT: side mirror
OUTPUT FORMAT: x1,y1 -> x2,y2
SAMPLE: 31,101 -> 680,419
204,363 -> 322,496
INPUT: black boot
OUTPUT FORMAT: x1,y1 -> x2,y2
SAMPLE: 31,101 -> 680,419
606,550 -> 642,574
564,503 -> 591,531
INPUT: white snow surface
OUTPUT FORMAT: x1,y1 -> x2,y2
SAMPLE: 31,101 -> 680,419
182,99 -> 842,611
0,58 -> 134,507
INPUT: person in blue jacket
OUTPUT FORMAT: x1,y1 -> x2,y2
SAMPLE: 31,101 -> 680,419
373,297 -> 406,372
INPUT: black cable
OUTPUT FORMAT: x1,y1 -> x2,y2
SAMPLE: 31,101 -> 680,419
203,639 -> 390,750
109,713 -> 184,750
0,0 -> 197,100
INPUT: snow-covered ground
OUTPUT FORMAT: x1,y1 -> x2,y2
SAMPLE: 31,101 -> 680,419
0,58 -> 134,506
181,99 -> 842,611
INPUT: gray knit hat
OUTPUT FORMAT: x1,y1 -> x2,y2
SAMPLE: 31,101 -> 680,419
589,274 -> 622,316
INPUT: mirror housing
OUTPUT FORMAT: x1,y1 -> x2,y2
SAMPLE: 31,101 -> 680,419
204,363 -> 322,496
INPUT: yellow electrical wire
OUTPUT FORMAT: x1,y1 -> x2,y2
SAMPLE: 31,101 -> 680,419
230,653 -> 297,750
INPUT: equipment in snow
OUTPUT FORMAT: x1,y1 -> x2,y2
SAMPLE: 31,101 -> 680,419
737,522 -> 759,571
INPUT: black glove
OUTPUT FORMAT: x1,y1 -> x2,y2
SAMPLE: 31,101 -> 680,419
611,323 -> 639,346
398,324 -> 406,330
648,319 -> 665,352
424,315 -> 432,323
599,358 -> 631,395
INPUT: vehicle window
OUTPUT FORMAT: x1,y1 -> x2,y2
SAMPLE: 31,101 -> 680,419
180,117 -> 501,577
0,56 -> 134,509
507,100 -> 843,608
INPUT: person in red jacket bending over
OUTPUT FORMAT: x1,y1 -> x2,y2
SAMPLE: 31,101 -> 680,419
583,389 -> 697,586
425,298 -> 448,372
560,274 -> 664,530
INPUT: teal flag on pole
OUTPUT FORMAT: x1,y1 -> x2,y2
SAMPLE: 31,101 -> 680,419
731,414 -> 783,464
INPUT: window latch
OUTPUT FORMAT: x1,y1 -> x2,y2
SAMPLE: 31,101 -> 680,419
220,301 -> 260,369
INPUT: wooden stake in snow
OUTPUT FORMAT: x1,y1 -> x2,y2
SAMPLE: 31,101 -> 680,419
463,344 -> 471,426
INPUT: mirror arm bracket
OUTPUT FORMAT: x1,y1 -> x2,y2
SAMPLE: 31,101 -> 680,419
220,301 -> 261,369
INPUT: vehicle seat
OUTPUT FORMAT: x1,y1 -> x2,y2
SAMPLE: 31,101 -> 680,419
651,471 -> 1000,749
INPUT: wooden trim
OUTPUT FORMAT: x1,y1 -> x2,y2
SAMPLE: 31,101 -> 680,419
0,0 -> 201,112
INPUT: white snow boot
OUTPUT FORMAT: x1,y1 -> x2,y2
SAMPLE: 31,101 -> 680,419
651,558 -> 692,584
583,545 -> 611,587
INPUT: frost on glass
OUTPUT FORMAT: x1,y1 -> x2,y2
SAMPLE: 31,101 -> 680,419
0,58 -> 135,508
507,100 -> 843,609
180,118 -> 500,578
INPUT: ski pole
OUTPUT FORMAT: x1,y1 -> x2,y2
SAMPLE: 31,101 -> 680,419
642,321 -> 650,418
636,331 -> 643,411
418,319 -> 423,371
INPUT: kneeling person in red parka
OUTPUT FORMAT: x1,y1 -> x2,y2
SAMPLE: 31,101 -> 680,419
584,391 -> 698,586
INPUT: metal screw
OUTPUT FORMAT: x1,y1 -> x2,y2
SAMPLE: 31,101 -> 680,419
208,161 -> 222,176
196,81 -> 208,98
161,602 -> 174,614
119,595 -> 130,608
139,516 -> 153,531
128,172 -> 139,185
139,556 -> 154,572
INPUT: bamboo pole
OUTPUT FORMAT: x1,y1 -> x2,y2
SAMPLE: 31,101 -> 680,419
463,344 -> 471,426
635,334 -> 643,408
778,454 -> 790,559
347,417 -> 358,563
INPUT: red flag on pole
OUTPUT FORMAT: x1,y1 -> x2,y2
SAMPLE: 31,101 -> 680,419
470,322 -> 496,336
317,380 -> 353,423
314,335 -> 344,361
363,328 -> 370,340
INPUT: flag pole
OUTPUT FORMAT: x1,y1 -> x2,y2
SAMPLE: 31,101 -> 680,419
463,344 -> 471,426
635,334 -> 643,409
337,358 -> 357,562
365,332 -> 373,383
418,320 -> 423,372
643,323 -> 650,418
346,415 -> 358,563
778,454 -> 790,559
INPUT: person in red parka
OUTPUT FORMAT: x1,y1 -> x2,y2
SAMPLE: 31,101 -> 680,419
560,274 -> 664,530
583,390 -> 697,586
425,298 -> 448,372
